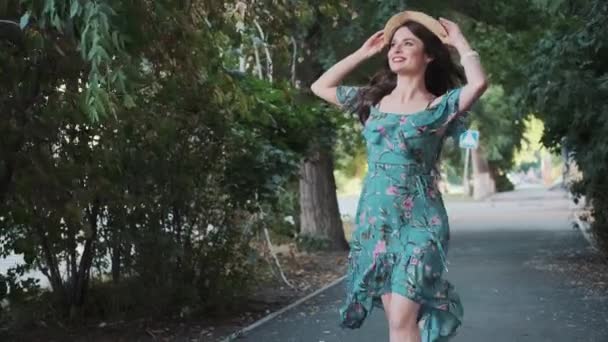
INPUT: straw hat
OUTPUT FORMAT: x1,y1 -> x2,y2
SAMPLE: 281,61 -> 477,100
383,11 -> 448,45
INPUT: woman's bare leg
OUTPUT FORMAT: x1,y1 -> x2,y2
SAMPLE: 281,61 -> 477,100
388,293 -> 421,342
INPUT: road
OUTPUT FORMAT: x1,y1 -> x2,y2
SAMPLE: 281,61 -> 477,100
236,187 -> 608,342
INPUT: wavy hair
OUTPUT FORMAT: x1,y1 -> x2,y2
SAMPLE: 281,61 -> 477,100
347,21 -> 465,125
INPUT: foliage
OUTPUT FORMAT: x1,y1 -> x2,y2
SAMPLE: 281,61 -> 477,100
15,0 -> 131,121
474,86 -> 524,190
521,0 -> 608,253
513,117 -> 546,171
0,0 -> 320,326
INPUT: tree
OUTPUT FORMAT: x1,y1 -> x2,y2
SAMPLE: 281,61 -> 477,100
521,0 -> 608,253
0,0 -> 316,320
225,1 -> 357,250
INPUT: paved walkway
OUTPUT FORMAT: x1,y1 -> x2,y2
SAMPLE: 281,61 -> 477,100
236,188 -> 608,341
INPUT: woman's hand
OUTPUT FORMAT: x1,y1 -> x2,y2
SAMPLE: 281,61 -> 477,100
356,30 -> 386,59
310,29 -> 385,105
437,17 -> 488,114
438,17 -> 471,52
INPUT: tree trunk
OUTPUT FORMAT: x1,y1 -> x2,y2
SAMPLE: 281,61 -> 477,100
35,222 -> 67,307
0,156 -> 15,204
111,242 -> 121,283
69,198 -> 100,318
299,149 -> 349,250
294,7 -> 347,251
471,146 -> 496,200
541,151 -> 554,187
110,216 -> 122,283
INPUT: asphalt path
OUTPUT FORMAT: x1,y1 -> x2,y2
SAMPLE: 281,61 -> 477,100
237,188 -> 608,342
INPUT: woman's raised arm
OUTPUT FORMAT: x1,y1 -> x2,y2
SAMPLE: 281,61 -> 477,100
310,30 -> 385,106
438,17 -> 489,113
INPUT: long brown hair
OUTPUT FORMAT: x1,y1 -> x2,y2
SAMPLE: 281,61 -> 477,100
346,21 -> 465,125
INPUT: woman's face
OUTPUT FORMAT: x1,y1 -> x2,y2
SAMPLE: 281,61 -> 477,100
388,26 -> 432,74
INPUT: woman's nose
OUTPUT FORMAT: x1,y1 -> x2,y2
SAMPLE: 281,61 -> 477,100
392,42 -> 404,52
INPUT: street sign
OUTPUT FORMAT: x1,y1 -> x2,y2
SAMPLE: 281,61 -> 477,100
459,129 -> 479,149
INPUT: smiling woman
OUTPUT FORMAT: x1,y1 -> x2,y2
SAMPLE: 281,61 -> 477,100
310,9 -> 488,342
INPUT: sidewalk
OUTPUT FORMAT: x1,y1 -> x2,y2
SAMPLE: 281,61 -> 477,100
234,188 -> 608,341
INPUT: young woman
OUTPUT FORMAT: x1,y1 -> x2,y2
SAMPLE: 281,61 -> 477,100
311,11 -> 488,342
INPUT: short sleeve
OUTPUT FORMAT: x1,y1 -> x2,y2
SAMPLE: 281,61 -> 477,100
444,87 -> 462,117
440,87 -> 469,142
336,85 -> 361,106
445,110 -> 470,142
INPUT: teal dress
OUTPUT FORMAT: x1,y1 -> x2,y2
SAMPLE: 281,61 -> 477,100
336,85 -> 467,342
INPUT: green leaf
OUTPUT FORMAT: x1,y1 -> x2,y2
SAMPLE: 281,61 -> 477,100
96,46 -> 110,62
80,23 -> 90,57
124,94 -> 136,108
51,13 -> 62,31
111,31 -> 120,49
98,88 -> 113,114
70,0 -> 80,18
19,12 -> 30,29
87,44 -> 100,61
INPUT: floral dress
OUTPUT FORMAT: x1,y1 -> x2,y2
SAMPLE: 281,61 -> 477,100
336,85 -> 467,342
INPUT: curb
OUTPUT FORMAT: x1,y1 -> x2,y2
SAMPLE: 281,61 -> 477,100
221,275 -> 346,341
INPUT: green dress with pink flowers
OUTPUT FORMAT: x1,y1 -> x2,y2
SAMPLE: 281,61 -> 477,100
336,85 -> 467,342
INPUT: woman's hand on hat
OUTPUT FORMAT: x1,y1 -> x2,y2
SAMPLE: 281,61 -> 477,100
356,30 -> 386,59
438,17 -> 470,51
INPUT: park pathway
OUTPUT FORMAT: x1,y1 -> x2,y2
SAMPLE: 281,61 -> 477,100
235,187 -> 608,342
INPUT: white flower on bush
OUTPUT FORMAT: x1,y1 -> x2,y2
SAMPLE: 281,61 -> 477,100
283,215 -> 294,225
206,223 -> 215,234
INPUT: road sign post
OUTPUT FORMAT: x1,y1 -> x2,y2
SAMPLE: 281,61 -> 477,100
459,130 -> 479,196
463,148 -> 471,195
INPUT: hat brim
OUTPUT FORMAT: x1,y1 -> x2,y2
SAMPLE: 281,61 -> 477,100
383,11 -> 448,46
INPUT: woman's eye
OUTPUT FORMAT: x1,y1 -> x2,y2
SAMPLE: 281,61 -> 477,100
390,41 -> 414,48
